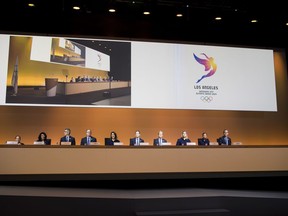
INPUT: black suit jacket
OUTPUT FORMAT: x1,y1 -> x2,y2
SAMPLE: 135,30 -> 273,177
45,139 -> 51,145
37,139 -> 51,145
153,138 -> 167,146
198,138 -> 210,146
176,138 -> 191,146
105,138 -> 120,146
80,136 -> 97,145
130,137 -> 144,146
217,136 -> 232,145
60,136 -> 76,145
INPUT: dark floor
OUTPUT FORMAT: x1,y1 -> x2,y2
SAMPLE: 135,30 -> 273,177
1,177 -> 288,216
1,176 -> 288,216
1,175 -> 288,191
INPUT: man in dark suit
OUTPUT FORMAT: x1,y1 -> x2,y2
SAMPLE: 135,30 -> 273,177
80,129 -> 97,145
217,129 -> 232,145
60,128 -> 76,145
198,132 -> 210,146
130,130 -> 144,146
176,131 -> 191,146
153,130 -> 167,146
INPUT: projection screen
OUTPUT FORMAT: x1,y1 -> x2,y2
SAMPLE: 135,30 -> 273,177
0,34 -> 277,111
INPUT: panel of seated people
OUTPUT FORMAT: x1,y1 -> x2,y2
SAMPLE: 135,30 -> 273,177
2,129 -> 242,147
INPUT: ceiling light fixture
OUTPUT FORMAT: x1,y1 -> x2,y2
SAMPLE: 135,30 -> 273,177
73,6 -> 80,10
108,0 -> 116,13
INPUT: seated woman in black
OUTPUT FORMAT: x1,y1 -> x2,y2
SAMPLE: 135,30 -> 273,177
198,132 -> 210,146
37,132 -> 51,145
176,131 -> 191,146
105,131 -> 120,146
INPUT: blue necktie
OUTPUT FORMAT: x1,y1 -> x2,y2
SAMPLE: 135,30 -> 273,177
87,137 -> 90,145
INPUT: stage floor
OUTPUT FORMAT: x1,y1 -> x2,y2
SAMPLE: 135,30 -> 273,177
1,186 -> 288,216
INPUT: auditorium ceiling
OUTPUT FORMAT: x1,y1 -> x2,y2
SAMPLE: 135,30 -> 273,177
0,0 -> 287,48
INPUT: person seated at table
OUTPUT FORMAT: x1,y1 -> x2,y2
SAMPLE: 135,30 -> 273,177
105,131 -> 120,146
15,135 -> 24,145
217,129 -> 232,145
198,132 -> 210,146
130,130 -> 144,146
80,129 -> 97,145
153,130 -> 168,146
36,132 -> 51,145
176,131 -> 191,146
60,128 -> 76,145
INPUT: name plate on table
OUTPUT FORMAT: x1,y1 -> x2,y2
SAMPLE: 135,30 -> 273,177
139,142 -> 150,146
159,142 -> 171,146
60,141 -> 71,145
209,142 -> 219,145
33,141 -> 45,145
232,142 -> 242,145
88,142 -> 101,145
113,142 -> 124,146
6,141 -> 18,145
186,142 -> 196,146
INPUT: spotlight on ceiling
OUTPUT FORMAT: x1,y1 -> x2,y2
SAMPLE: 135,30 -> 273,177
73,6 -> 80,10
108,0 -> 116,13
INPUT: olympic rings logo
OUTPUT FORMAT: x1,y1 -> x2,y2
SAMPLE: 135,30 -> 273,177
200,96 -> 213,102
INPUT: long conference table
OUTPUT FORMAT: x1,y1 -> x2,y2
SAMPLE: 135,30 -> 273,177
56,81 -> 130,95
1,144 -> 288,180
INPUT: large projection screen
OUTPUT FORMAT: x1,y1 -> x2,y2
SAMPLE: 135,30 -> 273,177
1,34 -> 277,111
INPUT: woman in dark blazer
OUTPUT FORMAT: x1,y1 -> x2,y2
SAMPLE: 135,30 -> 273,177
105,131 -> 120,146
37,132 -> 51,145
198,132 -> 210,146
176,131 -> 191,146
